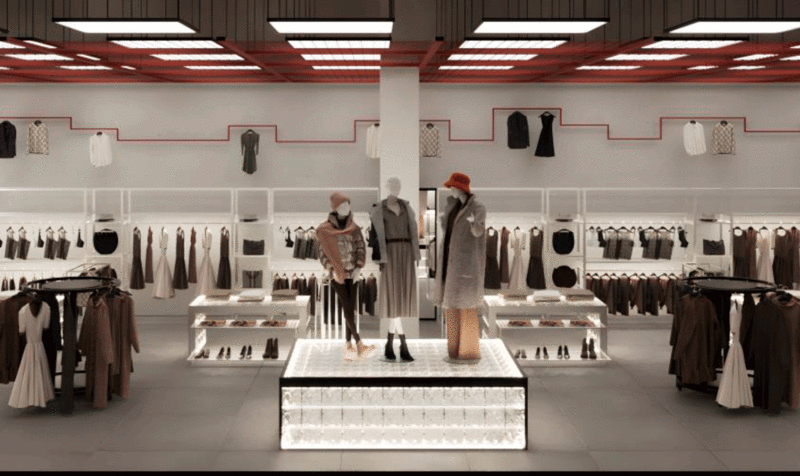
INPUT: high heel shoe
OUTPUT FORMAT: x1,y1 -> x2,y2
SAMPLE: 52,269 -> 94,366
398,335 -> 414,362
225,347 -> 231,360
588,338 -> 597,360
557,345 -> 563,359
580,338 -> 589,359
564,345 -> 570,360
263,339 -> 272,359
239,346 -> 247,360
535,347 -> 541,359
194,348 -> 206,359
217,347 -> 225,360
543,347 -> 549,360
520,349 -> 527,359
514,349 -> 521,359
271,338 -> 279,359
246,345 -> 252,360
385,332 -> 396,360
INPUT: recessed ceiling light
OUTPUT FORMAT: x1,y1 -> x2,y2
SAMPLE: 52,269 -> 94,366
606,54 -> 687,61
151,54 -> 243,61
643,39 -> 744,49
670,19 -> 800,34
0,66 -> 9,70
121,65 -> 136,70
474,19 -> 607,34
312,65 -> 381,70
54,18 -> 197,34
729,65 -> 766,70
60,65 -> 112,70
734,54 -> 777,61
0,41 -> 24,49
688,65 -> 718,70
448,53 -> 536,61
780,55 -> 800,61
577,65 -> 641,70
301,54 -> 380,61
270,20 -> 393,34
76,53 -> 101,61
439,65 -> 514,70
185,65 -> 261,70
459,39 -> 567,49
288,39 -> 391,49
110,39 -> 222,49
23,39 -> 57,49
6,53 -> 72,61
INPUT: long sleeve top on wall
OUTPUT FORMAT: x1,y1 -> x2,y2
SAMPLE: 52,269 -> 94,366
712,122 -> 735,155
683,122 -> 707,156
366,124 -> 380,159
241,130 -> 259,174
507,111 -> 530,149
419,124 -> 441,157
26,122 -> 48,155
89,132 -> 113,167
0,121 -> 17,158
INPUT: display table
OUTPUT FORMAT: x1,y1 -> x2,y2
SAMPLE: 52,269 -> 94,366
187,295 -> 311,366
481,295 -> 610,366
279,338 -> 527,450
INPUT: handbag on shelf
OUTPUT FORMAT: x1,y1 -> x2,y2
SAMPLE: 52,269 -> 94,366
702,239 -> 726,256
93,229 -> 119,255
242,239 -> 265,256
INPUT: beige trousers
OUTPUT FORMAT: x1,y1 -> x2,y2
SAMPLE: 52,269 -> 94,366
445,307 -> 481,360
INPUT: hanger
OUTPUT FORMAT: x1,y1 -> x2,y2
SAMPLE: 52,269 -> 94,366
6,226 -> 11,233
759,225 -> 769,232
34,120 -> 42,125
244,129 -> 256,134
374,122 -> 380,127
426,123 -> 434,128
540,111 -> 553,117
690,284 -> 700,296
690,120 -> 697,124
96,131 -> 103,135
720,120 -> 728,126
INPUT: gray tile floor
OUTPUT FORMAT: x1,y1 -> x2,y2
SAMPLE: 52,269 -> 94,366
0,315 -> 799,471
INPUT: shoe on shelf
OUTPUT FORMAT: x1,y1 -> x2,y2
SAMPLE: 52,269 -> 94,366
217,347 -> 225,360
535,347 -> 541,359
246,345 -> 252,360
203,348 -> 210,359
557,345 -> 563,359
271,338 -> 279,359
225,347 -> 231,360
263,339 -> 272,359
514,349 -> 521,359
521,349 -> 527,359
356,340 -> 377,359
239,346 -> 247,360
543,347 -> 549,360
589,338 -> 597,360
194,348 -> 206,359
580,338 -> 589,359
564,345 -> 570,360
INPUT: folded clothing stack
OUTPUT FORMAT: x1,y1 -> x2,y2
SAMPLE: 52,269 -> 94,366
533,290 -> 562,303
499,290 -> 530,300
271,289 -> 298,301
562,289 -> 595,302
238,289 -> 267,302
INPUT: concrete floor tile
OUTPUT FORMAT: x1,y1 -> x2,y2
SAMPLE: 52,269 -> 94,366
549,386 -> 671,418
124,386 -> 250,417
83,450 -> 220,471
102,414 -> 235,451
567,414 -> 706,451
0,452 -> 92,471
213,450 -> 342,471
590,450 -> 726,471
713,450 -> 800,471
340,451 -> 470,472
464,450 -> 598,471
528,411 -> 589,451
681,417 -> 800,451
537,365 -> 642,390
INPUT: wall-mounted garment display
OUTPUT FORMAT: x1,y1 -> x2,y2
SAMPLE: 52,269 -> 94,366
187,227 -> 197,284
601,228 -> 635,260
642,228 -> 674,260
89,132 -> 113,167
732,227 -> 758,279
552,229 -> 575,255
55,228 -> 70,260
43,228 -> 55,260
291,227 -> 319,260
683,121 -> 706,156
8,303 -> 54,409
0,121 -> 16,158
420,124 -> 440,157
702,239 -> 725,256
240,129 -> 259,174
197,228 -> 216,296
216,227 -> 232,290
508,228 -> 527,290
534,111 -> 555,157
129,227 -> 145,290
772,228 -> 797,288
526,227 -> 546,290
172,227 -> 189,290
507,111 -> 530,149
144,227 -> 154,284
552,265 -> 577,288
756,228 -> 775,283
712,121 -> 735,155
366,124 -> 380,159
26,122 -> 48,155
499,227 -> 510,284
586,272 -> 679,316
153,228 -> 175,299
484,228 -> 501,290
4,229 -> 16,260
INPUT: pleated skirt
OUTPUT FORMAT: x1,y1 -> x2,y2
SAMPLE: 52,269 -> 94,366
377,242 -> 418,318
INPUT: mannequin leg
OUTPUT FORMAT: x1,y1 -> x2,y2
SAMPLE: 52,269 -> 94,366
457,308 -> 481,360
445,307 -> 461,359
332,279 -> 360,343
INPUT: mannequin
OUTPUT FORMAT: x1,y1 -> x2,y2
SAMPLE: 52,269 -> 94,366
435,172 -> 486,361
318,192 -> 375,360
369,177 -> 420,362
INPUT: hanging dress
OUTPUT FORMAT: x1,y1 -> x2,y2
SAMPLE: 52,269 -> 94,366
188,227 -> 197,284
499,227 -> 511,284
534,112 -> 555,157
43,229 -> 56,260
9,303 -> 55,409
4,229 -> 16,260
153,228 -> 175,299
216,227 -> 232,290
757,229 -> 775,283
197,228 -> 216,296
716,298 -> 753,409
16,229 -> 29,260
172,227 -> 189,290
773,230 -> 793,288
508,228 -> 528,290
144,227 -> 154,284
484,229 -> 502,290
526,227 -> 547,290
129,227 -> 146,290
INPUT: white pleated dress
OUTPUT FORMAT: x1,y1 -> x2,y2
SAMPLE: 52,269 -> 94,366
716,299 -> 753,409
153,229 -> 175,299
508,229 -> 528,291
9,304 -> 55,409
756,230 -> 775,283
196,229 -> 216,296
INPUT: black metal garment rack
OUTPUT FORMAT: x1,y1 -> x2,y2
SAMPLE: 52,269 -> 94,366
674,276 -> 776,395
25,276 -> 119,414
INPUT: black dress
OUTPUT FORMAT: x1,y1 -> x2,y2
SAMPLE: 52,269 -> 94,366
525,228 -> 546,289
484,229 -> 501,290
129,227 -> 145,290
216,228 -> 232,289
172,227 -> 189,290
535,112 -> 555,157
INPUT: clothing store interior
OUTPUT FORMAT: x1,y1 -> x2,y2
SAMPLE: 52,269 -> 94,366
2,0 -> 800,472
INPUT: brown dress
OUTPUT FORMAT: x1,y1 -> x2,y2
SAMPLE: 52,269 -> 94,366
188,227 -> 197,284
172,227 -> 189,290
499,227 -> 510,284
77,297 -> 113,409
669,294 -> 724,385
144,227 -> 154,284
108,293 -> 140,399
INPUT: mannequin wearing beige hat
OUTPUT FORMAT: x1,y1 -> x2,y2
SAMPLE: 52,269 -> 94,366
434,172 -> 486,360
318,192 -> 376,360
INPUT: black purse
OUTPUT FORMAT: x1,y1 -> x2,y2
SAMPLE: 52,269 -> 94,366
552,265 -> 577,288
242,239 -> 265,256
93,229 -> 119,255
702,239 -> 725,256
552,229 -> 575,255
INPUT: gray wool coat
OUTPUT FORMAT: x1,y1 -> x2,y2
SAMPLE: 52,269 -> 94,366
369,198 -> 421,264
434,194 -> 487,309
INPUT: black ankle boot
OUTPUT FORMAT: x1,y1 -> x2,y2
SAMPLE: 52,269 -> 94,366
385,332 -> 396,360
589,338 -> 597,360
580,338 -> 589,359
398,334 -> 414,362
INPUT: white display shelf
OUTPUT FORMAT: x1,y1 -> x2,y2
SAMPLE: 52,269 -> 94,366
509,347 -> 611,367
191,318 -> 300,330
188,349 -> 287,367
495,318 -> 604,330
584,258 -> 684,264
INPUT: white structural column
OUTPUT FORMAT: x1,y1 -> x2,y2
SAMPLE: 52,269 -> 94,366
378,67 -> 420,338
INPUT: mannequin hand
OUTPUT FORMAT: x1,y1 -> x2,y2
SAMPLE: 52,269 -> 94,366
351,267 -> 361,281
466,214 -> 475,223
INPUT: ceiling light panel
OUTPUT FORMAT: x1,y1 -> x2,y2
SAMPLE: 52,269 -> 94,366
670,20 -> 800,34
312,65 -> 380,70
121,65 -> 136,70
6,53 -> 72,61
780,55 -> 800,61
688,65 -> 718,70
0,41 -> 24,49
0,66 -> 9,70
729,65 -> 766,70
606,54 -> 687,61
448,54 -> 536,61
439,65 -> 514,70
459,39 -> 566,49
185,65 -> 261,70
301,54 -> 380,61
474,19 -> 607,34
151,54 -> 243,61
111,39 -> 222,49
60,65 -> 112,70
54,19 -> 196,34
76,54 -> 101,61
643,39 -> 743,49
23,40 -> 57,49
288,40 -> 390,49
270,20 -> 393,34
734,54 -> 777,61
577,65 -> 641,70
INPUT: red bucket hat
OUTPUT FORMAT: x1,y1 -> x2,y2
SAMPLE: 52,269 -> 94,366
444,172 -> 470,194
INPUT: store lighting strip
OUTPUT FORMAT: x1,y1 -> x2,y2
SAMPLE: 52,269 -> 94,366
439,65 -> 514,70
301,54 -> 380,61
606,54 -> 687,61
643,39 -> 744,49
270,20 -> 393,34
22,39 -> 57,49
780,55 -> 800,61
729,65 -> 766,70
0,66 -> 9,70
577,65 -> 640,70
449,54 -> 536,61
312,65 -> 380,70
474,19 -> 607,34
734,54 -> 777,61
60,65 -> 112,70
54,18 -> 197,34
111,39 -> 222,49
459,39 -> 567,49
151,54 -> 243,61
185,65 -> 261,70
76,54 -> 101,61
121,65 -> 136,70
5,53 -> 73,61
669,19 -> 800,34
288,39 -> 391,49
0,40 -> 24,49
688,65 -> 718,70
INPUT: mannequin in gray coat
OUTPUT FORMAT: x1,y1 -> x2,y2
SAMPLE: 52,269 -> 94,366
434,172 -> 486,360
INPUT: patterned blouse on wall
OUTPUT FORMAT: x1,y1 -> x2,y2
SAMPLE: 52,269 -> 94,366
712,122 -> 735,155
27,122 -> 48,155
420,124 -> 441,157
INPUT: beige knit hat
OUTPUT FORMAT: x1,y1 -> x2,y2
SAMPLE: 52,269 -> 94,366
330,191 -> 351,210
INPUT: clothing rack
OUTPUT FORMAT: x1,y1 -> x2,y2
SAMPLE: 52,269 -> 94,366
24,275 -> 119,414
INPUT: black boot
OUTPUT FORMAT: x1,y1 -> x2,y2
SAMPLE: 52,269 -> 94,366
385,332 -> 396,360
398,334 -> 414,362
580,338 -> 589,359
589,338 -> 597,360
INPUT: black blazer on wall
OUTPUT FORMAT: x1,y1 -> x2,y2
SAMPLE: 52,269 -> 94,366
507,111 -> 530,149
0,121 -> 16,158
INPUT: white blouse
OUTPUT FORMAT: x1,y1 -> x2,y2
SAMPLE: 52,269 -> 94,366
366,125 -> 380,159
683,122 -> 707,156
90,133 -> 113,167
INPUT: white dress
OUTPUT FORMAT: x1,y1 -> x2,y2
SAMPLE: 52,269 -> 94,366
9,303 -> 55,409
756,229 -> 775,283
508,228 -> 528,290
89,132 -> 113,167
196,229 -> 216,296
153,229 -> 175,299
366,124 -> 380,159
683,122 -> 707,156
716,298 -> 753,409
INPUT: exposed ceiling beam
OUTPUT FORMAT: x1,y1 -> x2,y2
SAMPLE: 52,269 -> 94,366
219,40 -> 290,82
529,39 -> 654,82
419,40 -> 443,71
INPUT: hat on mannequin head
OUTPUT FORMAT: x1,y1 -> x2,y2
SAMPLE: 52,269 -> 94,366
330,192 -> 351,210
444,172 -> 470,194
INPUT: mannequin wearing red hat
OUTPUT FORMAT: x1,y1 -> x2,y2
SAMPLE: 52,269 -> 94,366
434,172 -> 487,360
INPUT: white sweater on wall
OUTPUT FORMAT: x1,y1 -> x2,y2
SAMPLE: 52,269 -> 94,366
683,122 -> 707,156
90,133 -> 113,167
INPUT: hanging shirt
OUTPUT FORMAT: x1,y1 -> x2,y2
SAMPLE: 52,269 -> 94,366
366,124 -> 380,159
26,122 -> 48,155
90,133 -> 113,167
420,125 -> 441,157
712,122 -> 735,155
683,122 -> 707,156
